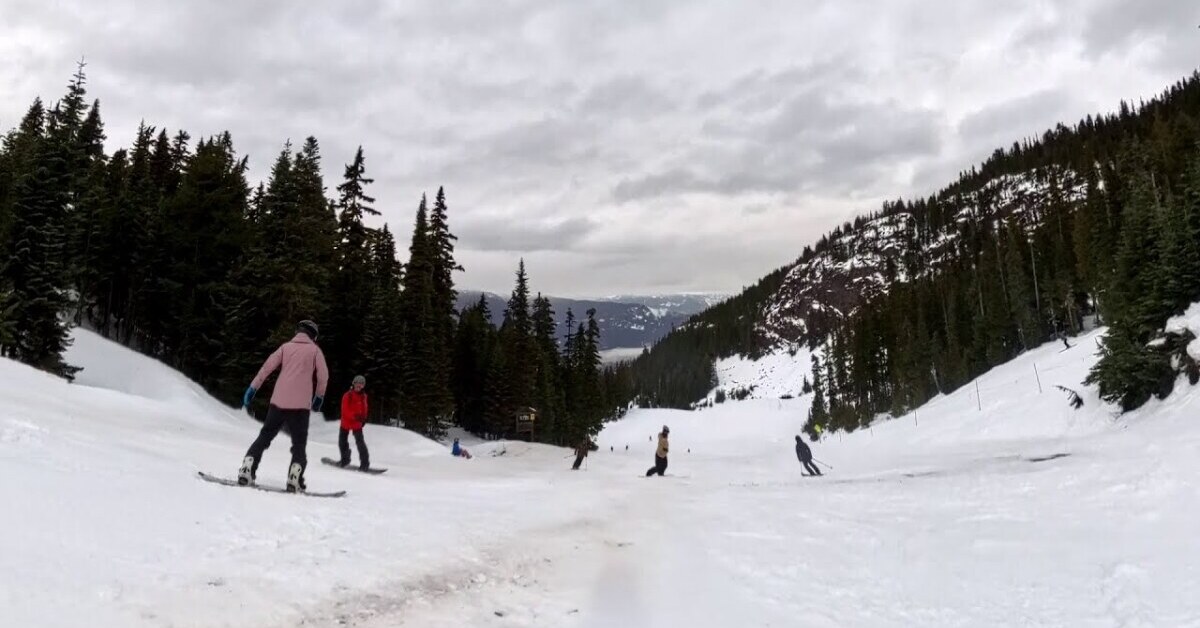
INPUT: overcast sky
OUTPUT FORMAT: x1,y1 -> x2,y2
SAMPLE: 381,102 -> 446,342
2,1 -> 1198,298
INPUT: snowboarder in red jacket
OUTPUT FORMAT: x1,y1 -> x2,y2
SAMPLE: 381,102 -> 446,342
338,375 -> 370,470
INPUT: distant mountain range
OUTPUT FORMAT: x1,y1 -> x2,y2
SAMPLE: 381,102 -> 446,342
456,291 -> 726,350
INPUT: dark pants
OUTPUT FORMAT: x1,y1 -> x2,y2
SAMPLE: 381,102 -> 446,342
245,405 -> 310,478
801,460 -> 821,475
338,427 -> 369,467
572,452 -> 585,470
646,455 -> 667,476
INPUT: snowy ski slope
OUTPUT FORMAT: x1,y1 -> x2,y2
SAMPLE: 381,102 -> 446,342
1,327 -> 1199,626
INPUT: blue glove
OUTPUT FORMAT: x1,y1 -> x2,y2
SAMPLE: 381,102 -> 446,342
243,386 -> 257,408
311,395 -> 324,412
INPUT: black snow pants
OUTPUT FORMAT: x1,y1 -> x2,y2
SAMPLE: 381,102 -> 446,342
338,428 -> 370,468
646,455 -> 668,476
245,405 -> 310,478
801,459 -> 821,476
572,452 -> 585,470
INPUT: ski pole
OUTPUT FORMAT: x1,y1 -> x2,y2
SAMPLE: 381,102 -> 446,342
813,458 -> 833,470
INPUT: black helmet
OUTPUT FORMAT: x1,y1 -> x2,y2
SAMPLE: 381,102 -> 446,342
298,320 -> 319,340
662,425 -> 670,434
795,435 -> 801,441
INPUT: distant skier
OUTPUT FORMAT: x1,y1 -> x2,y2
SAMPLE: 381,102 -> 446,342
451,438 -> 472,459
645,426 -> 669,477
572,438 -> 591,470
238,320 -> 329,492
337,375 -> 370,470
795,435 -> 821,476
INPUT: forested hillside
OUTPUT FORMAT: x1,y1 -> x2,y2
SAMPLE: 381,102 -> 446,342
624,71 -> 1200,433
0,66 -> 620,445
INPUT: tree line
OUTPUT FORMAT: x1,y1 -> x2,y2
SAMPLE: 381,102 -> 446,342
0,66 -> 620,445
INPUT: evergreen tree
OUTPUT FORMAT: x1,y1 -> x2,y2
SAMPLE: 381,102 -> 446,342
1003,222 -> 1039,350
158,133 -> 254,398
481,340 -> 511,438
326,146 -> 377,401
359,225 -> 404,422
500,259 -> 536,424
452,295 -> 495,434
427,186 -> 461,347
0,99 -> 79,378
531,294 -> 564,442
399,195 -> 452,437
806,354 -> 827,437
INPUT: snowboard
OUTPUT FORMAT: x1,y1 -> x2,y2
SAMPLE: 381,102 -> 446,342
196,471 -> 347,498
320,457 -> 388,474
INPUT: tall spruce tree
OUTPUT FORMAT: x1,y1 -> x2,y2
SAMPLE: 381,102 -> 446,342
500,259 -> 536,430
452,295 -> 495,434
531,294 -> 563,442
399,195 -> 452,437
327,146 -> 377,403
159,133 -> 254,397
1,99 -> 79,378
359,225 -> 404,422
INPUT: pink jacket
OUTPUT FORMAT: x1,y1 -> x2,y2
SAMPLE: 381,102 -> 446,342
251,333 -> 329,411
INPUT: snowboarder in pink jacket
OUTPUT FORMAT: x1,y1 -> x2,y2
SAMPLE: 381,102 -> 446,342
237,320 -> 329,491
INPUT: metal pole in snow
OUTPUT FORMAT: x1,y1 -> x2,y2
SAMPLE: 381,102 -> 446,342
975,380 -> 981,411
1033,363 -> 1043,394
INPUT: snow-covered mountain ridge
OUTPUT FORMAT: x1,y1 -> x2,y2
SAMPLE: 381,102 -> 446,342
760,166 -> 1087,347
457,291 -> 723,349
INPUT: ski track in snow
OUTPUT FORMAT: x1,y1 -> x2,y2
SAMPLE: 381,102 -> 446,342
2,328 -> 1200,626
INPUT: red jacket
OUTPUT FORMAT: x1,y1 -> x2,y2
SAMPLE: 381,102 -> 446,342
340,389 -> 368,430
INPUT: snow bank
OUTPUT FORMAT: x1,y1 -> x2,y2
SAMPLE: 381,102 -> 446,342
1165,301 -> 1200,361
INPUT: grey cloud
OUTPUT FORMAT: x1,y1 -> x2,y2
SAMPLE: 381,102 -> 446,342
615,92 -> 942,202
3,0 -> 1196,298
613,169 -> 701,202
1082,0 -> 1197,58
695,59 -> 862,114
577,75 -> 675,120
458,215 -> 597,252
958,89 -> 1078,145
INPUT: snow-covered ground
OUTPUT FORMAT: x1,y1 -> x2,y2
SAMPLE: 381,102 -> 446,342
703,345 -> 815,403
3,328 -> 1200,626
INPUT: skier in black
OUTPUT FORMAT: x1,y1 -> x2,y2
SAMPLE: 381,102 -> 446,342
795,435 -> 821,476
572,438 -> 591,470
645,426 -> 669,476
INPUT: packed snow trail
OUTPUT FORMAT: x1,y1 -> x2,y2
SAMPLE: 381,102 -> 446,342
2,329 -> 1199,626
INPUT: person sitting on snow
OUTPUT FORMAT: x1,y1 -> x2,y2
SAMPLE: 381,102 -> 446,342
451,438 -> 472,459
795,435 -> 821,476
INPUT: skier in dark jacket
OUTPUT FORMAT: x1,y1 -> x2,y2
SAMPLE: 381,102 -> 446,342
572,438 -> 591,470
795,435 -> 821,476
645,426 -> 669,476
